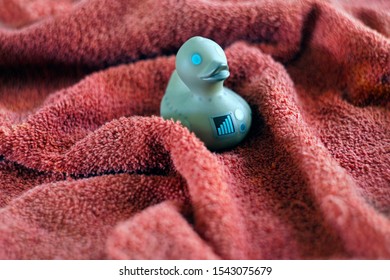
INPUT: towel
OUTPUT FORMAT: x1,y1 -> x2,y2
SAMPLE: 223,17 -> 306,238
0,0 -> 389,260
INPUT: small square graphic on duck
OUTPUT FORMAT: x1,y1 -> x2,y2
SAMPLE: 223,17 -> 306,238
212,114 -> 235,136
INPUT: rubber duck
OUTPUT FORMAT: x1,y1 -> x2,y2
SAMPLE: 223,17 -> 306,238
160,36 -> 252,151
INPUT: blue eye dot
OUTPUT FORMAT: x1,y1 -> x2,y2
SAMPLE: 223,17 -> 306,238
191,53 -> 202,65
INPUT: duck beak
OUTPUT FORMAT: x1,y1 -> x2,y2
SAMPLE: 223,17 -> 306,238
200,63 -> 230,81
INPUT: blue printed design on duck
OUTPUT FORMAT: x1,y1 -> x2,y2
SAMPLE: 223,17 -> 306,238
212,114 -> 235,136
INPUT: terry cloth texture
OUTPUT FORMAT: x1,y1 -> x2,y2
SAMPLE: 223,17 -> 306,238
0,0 -> 389,259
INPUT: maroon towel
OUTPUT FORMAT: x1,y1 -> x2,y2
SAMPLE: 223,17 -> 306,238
0,0 -> 389,259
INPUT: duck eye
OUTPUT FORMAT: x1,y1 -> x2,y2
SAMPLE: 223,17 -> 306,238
191,53 -> 202,65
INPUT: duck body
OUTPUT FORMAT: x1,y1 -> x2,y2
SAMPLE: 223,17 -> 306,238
160,36 -> 252,151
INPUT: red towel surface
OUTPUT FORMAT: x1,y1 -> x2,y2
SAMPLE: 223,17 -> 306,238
0,0 -> 389,259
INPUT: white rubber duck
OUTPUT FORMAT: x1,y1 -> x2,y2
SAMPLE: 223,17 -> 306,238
160,36 -> 252,151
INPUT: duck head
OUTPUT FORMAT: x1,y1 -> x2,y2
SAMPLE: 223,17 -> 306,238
176,36 -> 229,93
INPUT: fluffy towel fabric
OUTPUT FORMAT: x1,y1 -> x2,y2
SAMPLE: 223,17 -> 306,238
0,0 -> 389,259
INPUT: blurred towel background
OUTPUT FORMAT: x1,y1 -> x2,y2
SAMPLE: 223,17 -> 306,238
0,0 -> 389,259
